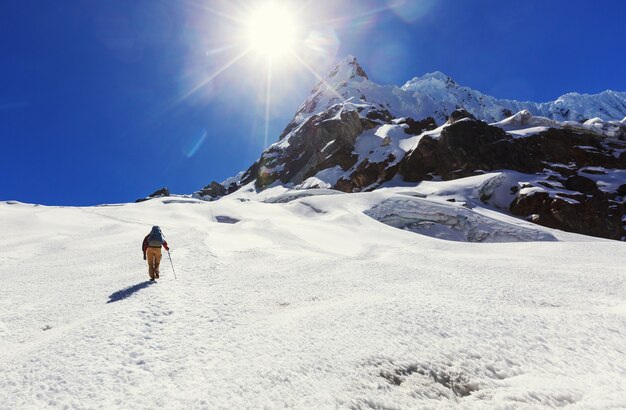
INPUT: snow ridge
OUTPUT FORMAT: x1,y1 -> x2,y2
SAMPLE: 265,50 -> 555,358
288,55 -> 626,137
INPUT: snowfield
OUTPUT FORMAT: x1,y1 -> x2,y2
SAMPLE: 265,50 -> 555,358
1,183 -> 626,409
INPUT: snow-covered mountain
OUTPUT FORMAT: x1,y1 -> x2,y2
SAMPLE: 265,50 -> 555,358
195,56 -> 625,241
284,55 -> 626,129
241,56 -> 626,190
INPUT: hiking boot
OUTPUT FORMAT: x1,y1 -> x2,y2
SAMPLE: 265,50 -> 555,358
149,278 -> 155,282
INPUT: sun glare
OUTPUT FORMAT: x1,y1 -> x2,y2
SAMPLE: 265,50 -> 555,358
178,1 -> 406,146
244,3 -> 298,59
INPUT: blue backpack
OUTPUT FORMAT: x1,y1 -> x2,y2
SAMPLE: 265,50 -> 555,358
148,226 -> 163,247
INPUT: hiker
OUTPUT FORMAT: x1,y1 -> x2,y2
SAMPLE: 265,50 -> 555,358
142,226 -> 169,281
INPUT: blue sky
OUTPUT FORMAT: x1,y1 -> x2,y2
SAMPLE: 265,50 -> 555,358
2,0 -> 625,205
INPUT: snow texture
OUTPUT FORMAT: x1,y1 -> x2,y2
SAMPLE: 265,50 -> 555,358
1,185 -> 626,408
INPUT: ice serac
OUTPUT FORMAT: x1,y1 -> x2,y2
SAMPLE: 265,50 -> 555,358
218,56 -> 626,240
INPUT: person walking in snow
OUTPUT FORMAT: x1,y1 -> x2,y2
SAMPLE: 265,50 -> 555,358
142,226 -> 169,281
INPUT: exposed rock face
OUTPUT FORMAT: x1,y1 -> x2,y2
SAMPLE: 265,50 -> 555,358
564,175 -> 599,195
195,181 -> 227,199
400,117 -> 437,135
334,156 -> 400,193
401,116 -> 625,182
244,107 -> 366,189
402,119 -> 521,181
510,190 -> 626,240
135,187 -> 170,203
447,109 -> 477,124
334,117 -> 437,192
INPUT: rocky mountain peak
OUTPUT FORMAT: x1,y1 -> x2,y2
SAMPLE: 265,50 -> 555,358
325,54 -> 369,83
282,56 -> 374,138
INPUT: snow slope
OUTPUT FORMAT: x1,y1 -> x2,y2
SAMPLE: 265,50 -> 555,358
1,188 -> 626,409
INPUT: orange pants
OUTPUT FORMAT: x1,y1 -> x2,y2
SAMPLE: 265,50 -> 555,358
146,247 -> 162,279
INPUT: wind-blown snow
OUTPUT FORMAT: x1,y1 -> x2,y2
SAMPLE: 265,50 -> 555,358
1,187 -> 626,408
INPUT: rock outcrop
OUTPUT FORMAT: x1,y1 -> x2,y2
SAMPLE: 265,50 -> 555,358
510,187 -> 626,240
195,181 -> 227,199
401,115 -> 625,182
135,187 -> 170,203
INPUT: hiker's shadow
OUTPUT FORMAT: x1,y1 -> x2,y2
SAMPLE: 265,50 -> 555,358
107,281 -> 155,304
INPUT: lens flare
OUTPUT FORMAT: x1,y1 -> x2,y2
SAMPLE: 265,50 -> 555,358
386,0 -> 436,23
182,129 -> 208,158
244,3 -> 298,59
302,28 -> 340,69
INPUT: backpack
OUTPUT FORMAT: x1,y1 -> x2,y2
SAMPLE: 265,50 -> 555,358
148,226 -> 163,247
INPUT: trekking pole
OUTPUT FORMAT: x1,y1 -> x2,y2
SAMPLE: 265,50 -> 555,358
208,201 -> 215,222
161,230 -> 177,279
167,249 -> 177,279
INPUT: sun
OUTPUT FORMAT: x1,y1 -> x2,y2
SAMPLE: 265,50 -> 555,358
243,3 -> 298,60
